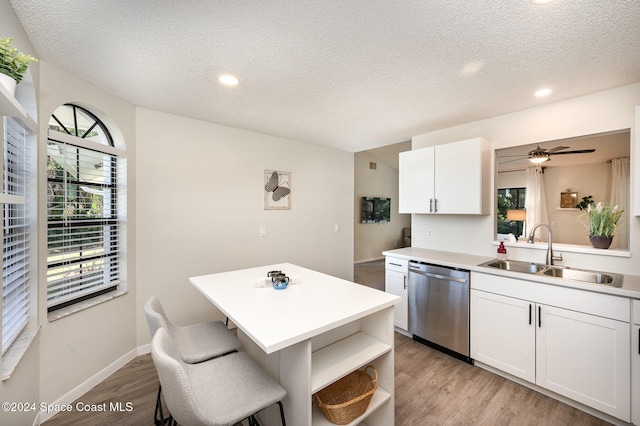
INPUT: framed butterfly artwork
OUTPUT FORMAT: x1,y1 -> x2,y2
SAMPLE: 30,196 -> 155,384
264,170 -> 291,210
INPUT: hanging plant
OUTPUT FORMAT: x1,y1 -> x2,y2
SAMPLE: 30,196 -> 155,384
0,37 -> 38,84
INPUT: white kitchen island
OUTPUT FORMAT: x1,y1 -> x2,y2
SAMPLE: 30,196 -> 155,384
189,263 -> 400,426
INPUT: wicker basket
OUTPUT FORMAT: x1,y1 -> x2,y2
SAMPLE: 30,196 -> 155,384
313,365 -> 378,425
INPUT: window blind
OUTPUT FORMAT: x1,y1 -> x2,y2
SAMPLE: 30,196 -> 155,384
46,137 -> 123,311
2,117 -> 30,354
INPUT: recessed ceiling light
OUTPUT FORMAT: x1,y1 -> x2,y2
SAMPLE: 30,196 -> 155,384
460,60 -> 484,76
535,88 -> 552,98
530,0 -> 556,4
218,74 -> 239,87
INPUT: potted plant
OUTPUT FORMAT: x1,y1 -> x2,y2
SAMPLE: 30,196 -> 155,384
575,195 -> 593,210
0,37 -> 38,96
580,201 -> 624,249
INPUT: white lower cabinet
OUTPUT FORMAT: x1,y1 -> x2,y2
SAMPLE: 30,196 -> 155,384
536,304 -> 630,419
470,290 -> 535,382
470,272 -> 631,422
385,257 -> 408,331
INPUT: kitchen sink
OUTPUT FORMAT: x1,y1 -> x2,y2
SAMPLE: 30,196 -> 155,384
478,259 -> 623,287
480,259 -> 546,274
542,267 -> 623,287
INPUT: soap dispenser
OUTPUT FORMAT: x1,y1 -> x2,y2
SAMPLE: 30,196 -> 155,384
497,242 -> 507,260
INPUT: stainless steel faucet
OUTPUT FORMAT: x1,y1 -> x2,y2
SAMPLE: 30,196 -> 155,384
527,223 -> 563,265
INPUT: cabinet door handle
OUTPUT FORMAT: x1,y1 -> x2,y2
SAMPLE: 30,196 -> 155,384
434,198 -> 438,213
529,304 -> 532,325
429,198 -> 433,213
389,262 -> 402,267
403,275 -> 407,290
538,306 -> 542,328
638,328 -> 640,354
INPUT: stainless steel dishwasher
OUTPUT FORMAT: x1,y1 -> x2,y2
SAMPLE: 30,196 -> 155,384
408,261 -> 471,362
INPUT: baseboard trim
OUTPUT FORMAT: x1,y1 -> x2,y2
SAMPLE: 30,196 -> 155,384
138,343 -> 151,355
37,347 -> 139,424
394,327 -> 411,338
354,257 -> 384,264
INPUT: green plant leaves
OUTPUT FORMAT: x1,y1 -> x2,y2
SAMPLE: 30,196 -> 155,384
0,37 -> 38,83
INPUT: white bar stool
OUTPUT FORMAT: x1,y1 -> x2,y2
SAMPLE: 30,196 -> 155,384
145,296 -> 241,424
151,328 -> 287,426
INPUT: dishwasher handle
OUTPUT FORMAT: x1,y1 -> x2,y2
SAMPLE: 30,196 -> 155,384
409,268 -> 468,283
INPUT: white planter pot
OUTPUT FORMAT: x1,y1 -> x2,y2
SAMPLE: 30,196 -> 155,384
0,73 -> 17,97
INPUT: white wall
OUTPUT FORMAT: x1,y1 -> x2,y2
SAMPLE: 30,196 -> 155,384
544,163 -> 615,246
135,108 -> 354,345
354,151 -> 410,262
411,83 -> 640,276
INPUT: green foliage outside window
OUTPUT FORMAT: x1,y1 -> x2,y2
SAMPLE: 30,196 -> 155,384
46,154 -> 105,250
497,188 -> 526,237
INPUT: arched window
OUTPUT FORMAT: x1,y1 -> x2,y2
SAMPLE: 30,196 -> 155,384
46,104 -> 126,312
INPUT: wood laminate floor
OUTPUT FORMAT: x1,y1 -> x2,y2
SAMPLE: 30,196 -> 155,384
43,332 -> 611,425
393,333 -> 611,426
354,260 -> 385,292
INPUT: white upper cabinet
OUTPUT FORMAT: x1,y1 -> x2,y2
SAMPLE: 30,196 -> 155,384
399,137 -> 490,215
399,145 -> 435,213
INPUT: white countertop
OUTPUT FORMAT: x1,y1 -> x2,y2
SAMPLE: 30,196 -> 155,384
383,247 -> 494,270
383,247 -> 640,299
189,262 -> 400,354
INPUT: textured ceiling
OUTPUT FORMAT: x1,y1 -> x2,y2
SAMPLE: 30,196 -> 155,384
9,0 -> 640,152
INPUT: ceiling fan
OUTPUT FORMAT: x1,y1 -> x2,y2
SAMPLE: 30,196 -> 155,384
500,145 -> 596,164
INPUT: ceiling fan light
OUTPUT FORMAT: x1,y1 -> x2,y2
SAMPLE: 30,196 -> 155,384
529,155 -> 549,164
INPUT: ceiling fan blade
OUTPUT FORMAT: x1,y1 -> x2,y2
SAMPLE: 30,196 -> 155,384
546,145 -> 570,153
498,157 -> 532,165
498,154 -> 530,158
550,149 -> 595,155
528,144 -> 545,155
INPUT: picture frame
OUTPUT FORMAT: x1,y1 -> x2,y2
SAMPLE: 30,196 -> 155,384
560,191 -> 577,209
264,170 -> 291,210
360,197 -> 391,223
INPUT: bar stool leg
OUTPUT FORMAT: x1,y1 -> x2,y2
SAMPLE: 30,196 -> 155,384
247,401 -> 286,426
278,401 -> 286,426
155,384 -> 172,425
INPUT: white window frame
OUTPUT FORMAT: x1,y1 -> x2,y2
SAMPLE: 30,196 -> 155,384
46,104 -> 126,315
1,115 -> 38,380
